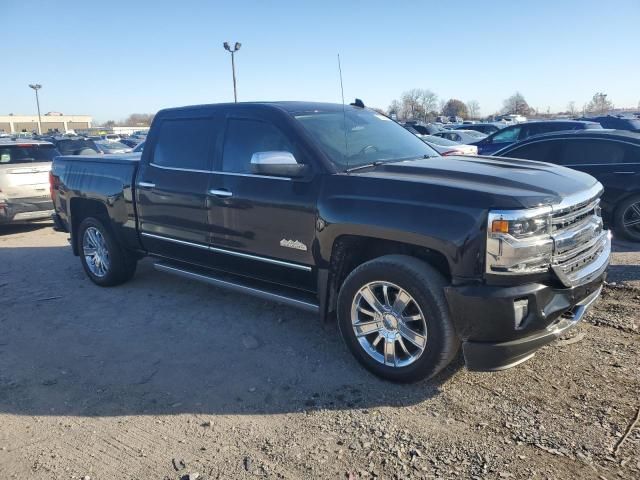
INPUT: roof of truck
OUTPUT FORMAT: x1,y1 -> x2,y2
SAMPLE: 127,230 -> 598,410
158,101 -> 354,116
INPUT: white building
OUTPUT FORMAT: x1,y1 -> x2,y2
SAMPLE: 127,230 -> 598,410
0,113 -> 92,134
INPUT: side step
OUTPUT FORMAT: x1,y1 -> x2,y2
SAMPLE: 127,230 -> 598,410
154,262 -> 319,313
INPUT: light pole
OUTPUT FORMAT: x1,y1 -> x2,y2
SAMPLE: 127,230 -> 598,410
28,84 -> 43,135
223,42 -> 241,102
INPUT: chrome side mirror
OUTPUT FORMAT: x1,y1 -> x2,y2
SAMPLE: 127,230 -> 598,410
250,151 -> 309,178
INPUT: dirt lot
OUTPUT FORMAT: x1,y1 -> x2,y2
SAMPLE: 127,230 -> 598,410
0,224 -> 638,480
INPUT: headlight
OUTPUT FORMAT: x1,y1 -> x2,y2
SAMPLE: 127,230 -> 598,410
486,207 -> 553,275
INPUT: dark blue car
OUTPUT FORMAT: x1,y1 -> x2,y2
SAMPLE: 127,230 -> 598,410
473,120 -> 602,155
579,115 -> 640,132
495,129 -> 640,241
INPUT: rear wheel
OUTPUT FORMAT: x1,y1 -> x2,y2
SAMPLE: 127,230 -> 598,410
613,195 -> 640,242
337,255 -> 459,383
77,216 -> 137,286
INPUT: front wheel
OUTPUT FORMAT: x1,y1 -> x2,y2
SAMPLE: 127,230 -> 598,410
613,195 -> 640,242
77,216 -> 137,286
337,255 -> 459,383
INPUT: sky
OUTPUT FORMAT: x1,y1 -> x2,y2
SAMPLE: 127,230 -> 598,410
3,0 -> 639,123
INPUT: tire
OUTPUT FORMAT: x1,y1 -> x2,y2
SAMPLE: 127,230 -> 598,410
337,254 -> 459,383
613,195 -> 640,242
77,216 -> 137,286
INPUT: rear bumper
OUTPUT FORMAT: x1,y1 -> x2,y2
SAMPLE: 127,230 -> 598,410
0,196 -> 53,224
445,273 -> 605,371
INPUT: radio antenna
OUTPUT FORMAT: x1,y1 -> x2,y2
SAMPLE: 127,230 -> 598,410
337,54 -> 349,160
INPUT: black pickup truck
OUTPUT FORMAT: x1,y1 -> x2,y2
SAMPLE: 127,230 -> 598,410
50,102 -> 611,382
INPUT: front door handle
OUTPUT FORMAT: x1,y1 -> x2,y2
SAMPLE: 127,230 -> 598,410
138,181 -> 156,188
208,188 -> 233,198
613,171 -> 634,175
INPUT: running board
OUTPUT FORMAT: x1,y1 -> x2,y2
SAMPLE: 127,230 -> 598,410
154,262 -> 319,313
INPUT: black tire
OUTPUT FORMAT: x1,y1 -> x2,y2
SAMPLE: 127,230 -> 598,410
77,216 -> 137,286
613,195 -> 640,242
337,254 -> 459,383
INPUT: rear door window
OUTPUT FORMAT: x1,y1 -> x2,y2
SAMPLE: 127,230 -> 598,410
558,139 -> 627,165
491,126 -> 521,143
0,145 -> 59,164
152,118 -> 216,170
502,141 -> 559,162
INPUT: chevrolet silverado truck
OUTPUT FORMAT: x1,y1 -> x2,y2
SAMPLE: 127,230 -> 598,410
50,102 -> 611,382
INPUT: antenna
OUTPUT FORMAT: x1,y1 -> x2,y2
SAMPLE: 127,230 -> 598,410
337,54 -> 349,161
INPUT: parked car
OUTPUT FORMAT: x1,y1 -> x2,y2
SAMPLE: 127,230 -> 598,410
402,122 -> 443,135
420,134 -> 478,155
495,129 -> 640,241
433,129 -> 487,144
102,134 -> 121,142
454,123 -> 501,135
95,141 -> 133,155
0,139 -> 58,224
119,138 -> 141,148
51,101 -> 609,382
473,120 -> 602,155
132,141 -> 145,153
580,115 -> 640,132
53,138 -> 101,156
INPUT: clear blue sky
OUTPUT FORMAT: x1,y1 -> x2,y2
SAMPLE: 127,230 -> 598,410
4,0 -> 639,122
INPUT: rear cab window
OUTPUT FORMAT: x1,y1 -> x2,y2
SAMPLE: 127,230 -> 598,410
152,118 -> 215,170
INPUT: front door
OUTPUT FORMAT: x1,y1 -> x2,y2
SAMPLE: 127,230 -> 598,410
207,115 -> 318,291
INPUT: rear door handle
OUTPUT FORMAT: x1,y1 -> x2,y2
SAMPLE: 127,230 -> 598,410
138,181 -> 156,188
613,171 -> 634,174
208,188 -> 233,198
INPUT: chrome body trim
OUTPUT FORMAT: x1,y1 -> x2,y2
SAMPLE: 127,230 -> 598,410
208,189 -> 233,197
140,232 -> 312,271
148,162 -> 293,180
154,263 -> 319,313
137,181 -> 156,188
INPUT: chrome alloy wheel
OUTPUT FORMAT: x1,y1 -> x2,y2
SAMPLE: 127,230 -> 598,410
83,226 -> 110,277
622,201 -> 640,233
350,281 -> 428,368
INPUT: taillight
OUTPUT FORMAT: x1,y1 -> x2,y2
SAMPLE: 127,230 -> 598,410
49,171 -> 56,200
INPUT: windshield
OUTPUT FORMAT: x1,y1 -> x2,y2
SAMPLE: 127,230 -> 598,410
99,142 -> 129,150
0,144 -> 59,164
294,108 -> 438,170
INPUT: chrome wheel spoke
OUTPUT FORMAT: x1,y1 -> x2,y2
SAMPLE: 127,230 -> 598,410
399,322 -> 427,349
372,334 -> 383,348
83,247 -> 97,257
624,217 -> 640,227
357,305 -> 377,317
382,284 -> 391,307
360,285 -> 385,314
403,313 -> 422,322
392,289 -> 411,315
384,338 -> 396,366
83,227 -> 110,278
398,336 -> 411,355
354,320 -> 383,337
631,203 -> 640,217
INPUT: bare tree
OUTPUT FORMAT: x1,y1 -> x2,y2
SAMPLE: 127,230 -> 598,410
586,92 -> 613,115
567,101 -> 577,116
388,100 -> 402,119
123,113 -> 156,126
401,89 -> 424,120
466,100 -> 480,119
418,90 -> 438,122
103,120 -> 116,128
502,92 -> 531,115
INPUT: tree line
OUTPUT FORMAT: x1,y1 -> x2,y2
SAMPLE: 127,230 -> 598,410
101,113 -> 156,128
385,90 -> 621,122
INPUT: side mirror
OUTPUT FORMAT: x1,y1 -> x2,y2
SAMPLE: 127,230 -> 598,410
250,151 -> 309,178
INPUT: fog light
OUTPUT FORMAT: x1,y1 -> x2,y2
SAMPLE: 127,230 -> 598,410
514,298 -> 529,329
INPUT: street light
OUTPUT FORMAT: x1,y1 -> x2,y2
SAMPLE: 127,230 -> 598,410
223,42 -> 241,102
28,84 -> 43,135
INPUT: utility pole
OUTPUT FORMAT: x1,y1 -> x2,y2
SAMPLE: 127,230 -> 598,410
223,42 -> 241,102
28,84 -> 43,134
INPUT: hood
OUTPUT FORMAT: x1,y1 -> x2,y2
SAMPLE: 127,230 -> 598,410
353,156 -> 600,210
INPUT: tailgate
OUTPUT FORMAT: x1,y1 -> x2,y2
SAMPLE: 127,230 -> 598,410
0,162 -> 51,199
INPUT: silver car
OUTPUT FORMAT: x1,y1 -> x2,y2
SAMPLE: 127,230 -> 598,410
0,139 -> 58,224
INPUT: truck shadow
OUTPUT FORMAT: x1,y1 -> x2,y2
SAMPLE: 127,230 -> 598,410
0,245 -> 462,418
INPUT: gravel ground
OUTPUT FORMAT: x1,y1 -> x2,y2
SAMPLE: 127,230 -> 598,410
0,223 -> 638,480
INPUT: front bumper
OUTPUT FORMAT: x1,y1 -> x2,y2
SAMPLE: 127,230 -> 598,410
0,197 -> 54,224
445,273 -> 606,371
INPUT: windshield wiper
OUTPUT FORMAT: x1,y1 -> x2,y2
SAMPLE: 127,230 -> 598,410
345,161 -> 386,173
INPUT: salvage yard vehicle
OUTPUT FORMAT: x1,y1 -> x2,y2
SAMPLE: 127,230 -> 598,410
50,102 -> 611,382
495,129 -> 640,241
0,139 -> 57,224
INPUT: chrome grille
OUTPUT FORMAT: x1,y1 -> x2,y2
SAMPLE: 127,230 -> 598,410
550,193 -> 610,286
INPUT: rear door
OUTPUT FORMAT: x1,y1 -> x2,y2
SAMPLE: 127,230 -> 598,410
0,144 -> 56,200
135,114 -> 223,265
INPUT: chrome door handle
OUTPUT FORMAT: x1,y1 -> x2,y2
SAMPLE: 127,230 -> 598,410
138,181 -> 156,188
613,171 -> 634,174
209,189 -> 233,198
